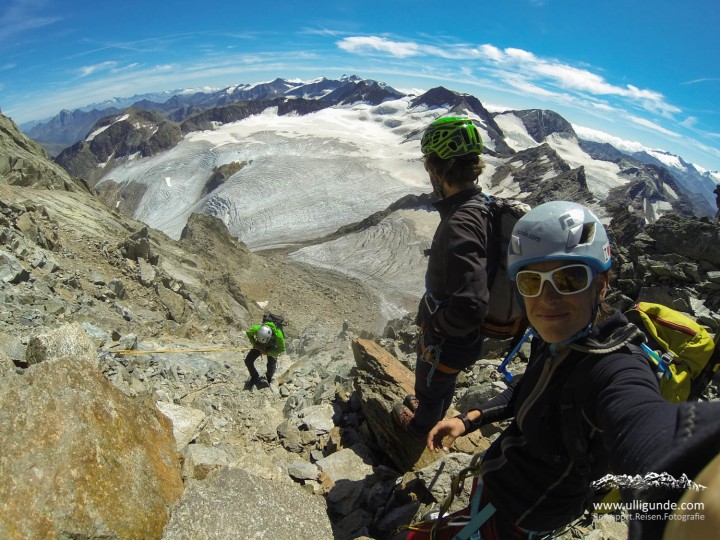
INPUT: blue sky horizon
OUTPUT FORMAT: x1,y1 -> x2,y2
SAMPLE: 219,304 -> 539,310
1,0 -> 719,171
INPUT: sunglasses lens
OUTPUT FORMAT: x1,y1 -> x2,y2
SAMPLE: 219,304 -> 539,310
516,272 -> 542,297
552,265 -> 590,293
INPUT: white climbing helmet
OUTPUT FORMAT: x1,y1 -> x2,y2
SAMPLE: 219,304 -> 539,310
256,324 -> 273,344
508,200 -> 612,279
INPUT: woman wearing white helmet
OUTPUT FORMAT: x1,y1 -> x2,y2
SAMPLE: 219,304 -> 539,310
423,201 -> 720,540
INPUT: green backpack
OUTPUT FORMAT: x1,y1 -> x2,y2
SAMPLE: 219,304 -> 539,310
626,302 -> 719,402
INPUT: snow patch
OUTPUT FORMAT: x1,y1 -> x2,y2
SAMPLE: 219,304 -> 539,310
86,113 -> 130,142
646,150 -> 684,171
493,113 -> 537,151
545,133 -> 623,199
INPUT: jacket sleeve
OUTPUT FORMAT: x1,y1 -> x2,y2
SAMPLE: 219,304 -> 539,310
475,379 -> 519,425
588,353 -> 720,475
246,324 -> 260,346
270,328 -> 286,354
433,208 -> 490,336
588,354 -> 720,540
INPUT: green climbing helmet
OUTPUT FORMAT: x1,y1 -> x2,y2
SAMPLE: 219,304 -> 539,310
420,116 -> 483,159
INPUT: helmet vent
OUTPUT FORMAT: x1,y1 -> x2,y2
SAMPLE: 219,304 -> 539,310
566,222 -> 596,248
579,222 -> 596,244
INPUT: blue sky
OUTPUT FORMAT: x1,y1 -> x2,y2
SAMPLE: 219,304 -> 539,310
1,0 -> 719,171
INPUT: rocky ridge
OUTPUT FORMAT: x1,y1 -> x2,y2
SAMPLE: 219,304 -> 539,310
1,110 -> 719,540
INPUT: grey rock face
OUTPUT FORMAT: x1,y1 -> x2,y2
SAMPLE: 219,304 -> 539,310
161,468 -> 334,540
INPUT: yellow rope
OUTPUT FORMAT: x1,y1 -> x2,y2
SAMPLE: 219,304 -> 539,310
113,347 -> 254,355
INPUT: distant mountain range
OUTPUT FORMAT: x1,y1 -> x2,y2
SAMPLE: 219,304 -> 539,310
18,74 -> 719,225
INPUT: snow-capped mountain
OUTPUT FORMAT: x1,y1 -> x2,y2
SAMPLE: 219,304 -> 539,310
631,149 -> 717,211
28,75 -> 718,211
43,78 -> 714,319
47,75 -> 711,238
21,76 -> 719,319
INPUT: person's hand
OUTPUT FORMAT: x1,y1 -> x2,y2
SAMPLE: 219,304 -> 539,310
427,417 -> 466,453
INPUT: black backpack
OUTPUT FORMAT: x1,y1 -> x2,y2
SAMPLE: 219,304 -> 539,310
462,194 -> 531,340
262,312 -> 285,332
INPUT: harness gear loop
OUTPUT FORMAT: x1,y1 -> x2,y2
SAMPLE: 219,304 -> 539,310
425,342 -> 444,386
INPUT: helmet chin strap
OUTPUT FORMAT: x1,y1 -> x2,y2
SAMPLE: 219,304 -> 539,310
547,280 -> 602,354
549,320 -> 594,356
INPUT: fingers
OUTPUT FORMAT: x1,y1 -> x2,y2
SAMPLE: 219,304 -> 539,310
426,428 -> 443,453
426,422 -> 454,453
426,418 -> 465,453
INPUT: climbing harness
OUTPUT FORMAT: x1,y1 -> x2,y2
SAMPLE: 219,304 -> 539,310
421,293 -> 449,385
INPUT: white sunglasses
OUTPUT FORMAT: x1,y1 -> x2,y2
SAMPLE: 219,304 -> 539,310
516,264 -> 594,298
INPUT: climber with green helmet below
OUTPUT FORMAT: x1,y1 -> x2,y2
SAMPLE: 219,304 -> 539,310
391,116 -> 494,440
244,318 -> 285,388
419,201 -> 720,540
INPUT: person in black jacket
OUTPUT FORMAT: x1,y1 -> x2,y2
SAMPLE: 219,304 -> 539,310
425,201 -> 720,539
392,116 -> 491,439
714,183 -> 720,222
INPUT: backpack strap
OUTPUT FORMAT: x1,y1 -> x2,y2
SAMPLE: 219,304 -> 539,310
454,193 -> 503,296
451,483 -> 496,540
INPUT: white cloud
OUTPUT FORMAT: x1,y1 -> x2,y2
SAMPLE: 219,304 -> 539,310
337,36 -> 422,58
78,61 -> 118,77
683,77 -> 720,85
627,115 -> 681,137
590,102 -> 616,112
573,124 -> 650,154
336,36 -> 682,121
0,1 -> 60,42
479,44 -> 504,62
501,74 -> 562,99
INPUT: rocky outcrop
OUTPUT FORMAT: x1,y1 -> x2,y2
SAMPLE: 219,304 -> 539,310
489,143 -> 592,207
0,182 -> 255,346
162,468 -> 334,539
511,109 -> 576,142
611,213 -> 720,321
524,166 -> 594,207
201,160 -> 247,197
352,337 -> 490,468
0,113 -> 86,191
54,109 -> 182,185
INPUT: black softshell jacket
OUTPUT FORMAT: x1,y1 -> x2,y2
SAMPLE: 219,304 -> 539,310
418,187 -> 491,344
475,310 -> 720,533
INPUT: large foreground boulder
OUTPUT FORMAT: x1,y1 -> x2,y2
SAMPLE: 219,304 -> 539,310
0,356 -> 184,540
